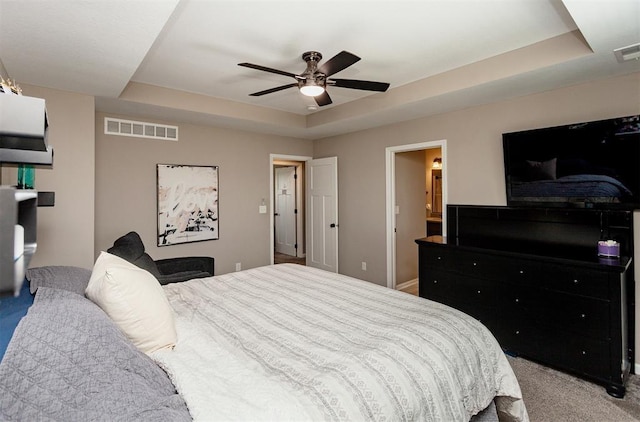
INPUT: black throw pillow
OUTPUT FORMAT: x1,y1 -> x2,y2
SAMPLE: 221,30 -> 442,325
107,232 -> 161,278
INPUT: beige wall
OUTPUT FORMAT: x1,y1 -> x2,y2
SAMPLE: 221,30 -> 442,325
314,72 -> 640,286
2,85 -> 96,269
95,112 -> 313,275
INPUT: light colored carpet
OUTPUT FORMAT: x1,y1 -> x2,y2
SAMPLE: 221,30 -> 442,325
508,356 -> 640,422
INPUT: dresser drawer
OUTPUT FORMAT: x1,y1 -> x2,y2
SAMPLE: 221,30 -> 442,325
498,322 -> 611,380
419,245 -> 454,268
496,257 -> 542,286
420,270 -> 497,308
500,286 -> 610,339
419,246 -> 507,281
451,250 -> 506,279
538,263 -> 611,299
489,256 -> 611,299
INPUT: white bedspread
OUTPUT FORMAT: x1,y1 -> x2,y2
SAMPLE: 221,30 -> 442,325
152,264 -> 528,422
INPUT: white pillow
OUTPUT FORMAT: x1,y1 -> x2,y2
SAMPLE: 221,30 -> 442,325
85,251 -> 177,354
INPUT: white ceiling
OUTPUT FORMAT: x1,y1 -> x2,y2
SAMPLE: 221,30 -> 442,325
0,0 -> 638,139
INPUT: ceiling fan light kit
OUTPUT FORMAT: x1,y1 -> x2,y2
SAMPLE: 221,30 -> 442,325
299,80 -> 325,97
238,50 -> 390,107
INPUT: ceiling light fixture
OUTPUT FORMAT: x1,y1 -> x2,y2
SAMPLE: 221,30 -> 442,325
299,79 -> 325,97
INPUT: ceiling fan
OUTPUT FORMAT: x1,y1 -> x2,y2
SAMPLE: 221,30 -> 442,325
238,51 -> 390,107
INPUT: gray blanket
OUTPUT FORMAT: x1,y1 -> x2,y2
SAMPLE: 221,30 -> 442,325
0,287 -> 190,421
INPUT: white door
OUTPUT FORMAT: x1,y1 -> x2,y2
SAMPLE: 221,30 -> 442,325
275,166 -> 297,256
306,157 -> 338,272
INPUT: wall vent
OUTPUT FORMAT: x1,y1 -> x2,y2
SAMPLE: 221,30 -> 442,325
104,117 -> 178,141
614,42 -> 640,63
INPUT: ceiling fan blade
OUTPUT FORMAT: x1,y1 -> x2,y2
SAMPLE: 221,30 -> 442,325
249,83 -> 298,96
238,62 -> 298,79
314,91 -> 332,107
330,78 -> 390,92
318,51 -> 361,77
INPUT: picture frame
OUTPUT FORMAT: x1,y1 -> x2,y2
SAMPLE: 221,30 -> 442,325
157,164 -> 219,246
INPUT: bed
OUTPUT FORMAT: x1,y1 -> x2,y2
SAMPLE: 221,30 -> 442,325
510,174 -> 633,203
0,256 -> 528,422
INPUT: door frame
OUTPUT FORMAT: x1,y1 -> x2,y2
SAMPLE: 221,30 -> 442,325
385,140 -> 447,289
269,154 -> 312,265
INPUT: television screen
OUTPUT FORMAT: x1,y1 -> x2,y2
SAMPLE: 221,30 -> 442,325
503,115 -> 640,209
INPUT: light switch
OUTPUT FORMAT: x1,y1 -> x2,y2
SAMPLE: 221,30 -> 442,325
259,205 -> 267,214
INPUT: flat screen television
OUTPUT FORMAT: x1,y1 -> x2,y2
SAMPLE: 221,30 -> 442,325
503,115 -> 640,209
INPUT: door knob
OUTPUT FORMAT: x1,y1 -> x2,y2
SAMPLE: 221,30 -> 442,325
330,223 -> 338,228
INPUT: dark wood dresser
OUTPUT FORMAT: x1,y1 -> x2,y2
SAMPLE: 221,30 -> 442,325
416,205 -> 635,397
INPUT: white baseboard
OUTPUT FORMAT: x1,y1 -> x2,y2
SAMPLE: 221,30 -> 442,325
635,363 -> 639,375
396,278 -> 418,290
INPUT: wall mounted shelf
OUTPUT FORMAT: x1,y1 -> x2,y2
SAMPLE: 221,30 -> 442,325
0,187 -> 38,296
0,94 -> 53,297
0,94 -> 52,166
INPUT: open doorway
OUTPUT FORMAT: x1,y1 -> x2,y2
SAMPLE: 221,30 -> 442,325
426,148 -> 443,237
270,155 -> 311,265
385,140 -> 447,290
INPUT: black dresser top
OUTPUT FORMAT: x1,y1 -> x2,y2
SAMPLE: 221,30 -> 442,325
416,236 -> 631,272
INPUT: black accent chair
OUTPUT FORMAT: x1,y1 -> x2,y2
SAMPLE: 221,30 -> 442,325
107,231 -> 214,285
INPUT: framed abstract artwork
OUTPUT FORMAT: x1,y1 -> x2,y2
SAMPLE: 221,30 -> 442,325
157,164 -> 219,246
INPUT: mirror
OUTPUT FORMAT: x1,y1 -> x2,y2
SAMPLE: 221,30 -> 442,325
431,169 -> 442,216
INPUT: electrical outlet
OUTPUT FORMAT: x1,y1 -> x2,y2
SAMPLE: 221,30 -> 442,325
361,261 -> 367,271
235,262 -> 241,271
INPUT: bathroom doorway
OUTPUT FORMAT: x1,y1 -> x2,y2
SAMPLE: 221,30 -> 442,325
386,140 -> 447,290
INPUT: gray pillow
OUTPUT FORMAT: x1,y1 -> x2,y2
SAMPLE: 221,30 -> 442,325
26,266 -> 92,295
0,287 -> 190,421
